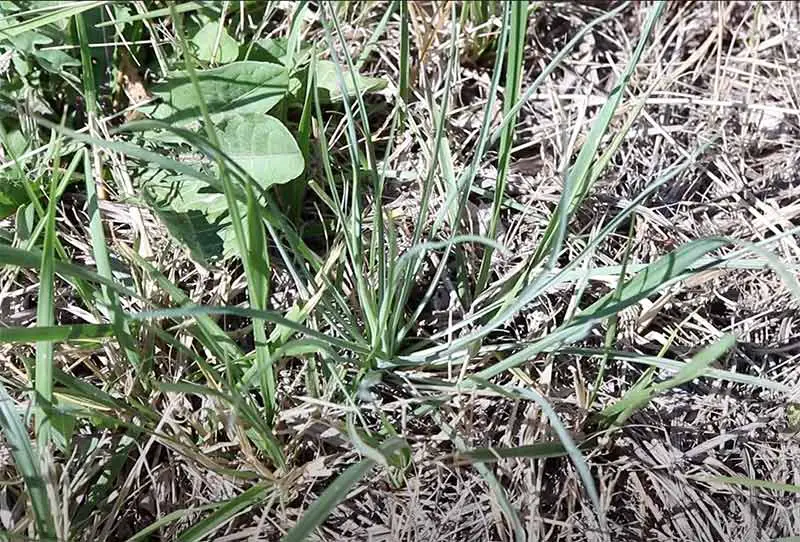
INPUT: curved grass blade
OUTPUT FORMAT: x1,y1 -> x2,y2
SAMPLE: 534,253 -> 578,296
0,1 -> 105,37
0,245 -> 142,302
469,377 -> 605,529
558,347 -> 790,394
130,305 -> 371,356
474,238 -> 730,380
282,438 -> 408,542
0,381 -> 56,538
533,2 -> 665,267
177,484 -> 270,542
123,503 -> 223,542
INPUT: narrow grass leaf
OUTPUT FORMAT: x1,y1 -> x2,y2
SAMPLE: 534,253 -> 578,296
695,475 -> 800,494
532,2 -> 664,266
0,1 -> 105,37
282,438 -> 408,542
0,324 -> 115,343
0,380 -> 56,538
123,503 -> 223,542
177,484 -> 270,542
454,441 -> 570,465
469,377 -> 604,528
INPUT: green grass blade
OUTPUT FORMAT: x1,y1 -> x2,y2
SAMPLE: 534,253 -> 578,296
474,238 -> 730,380
0,245 -> 142,302
469,377 -> 604,527
177,484 -> 270,542
81,149 -> 143,374
0,381 -> 56,539
454,441 -> 570,464
474,0 -> 528,295
34,135 -> 61,447
531,2 -> 664,268
170,4 -> 277,419
398,0 -> 409,108
129,305 -> 371,357
76,8 -> 144,377
695,475 -> 800,494
0,0 -> 105,37
0,324 -> 115,343
94,1 -> 207,27
600,334 -> 736,426
559,347 -> 790,393
123,503 -> 223,542
653,334 -> 736,392
282,438 -> 408,542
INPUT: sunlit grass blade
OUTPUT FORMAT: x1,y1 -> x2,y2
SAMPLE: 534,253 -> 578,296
694,475 -> 800,494
418,141 -> 713,353
472,238 -> 730,380
0,381 -> 56,539
559,347 -> 790,393
599,334 -> 736,426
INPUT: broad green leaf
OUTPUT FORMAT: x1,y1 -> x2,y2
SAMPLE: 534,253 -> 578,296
249,36 -> 312,66
3,29 -> 51,54
219,114 -> 304,188
149,61 -> 289,124
190,21 -> 239,64
143,115 -> 303,260
143,178 -> 227,264
313,59 -> 386,103
144,172 -> 241,261
0,173 -> 30,218
33,48 -> 80,72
